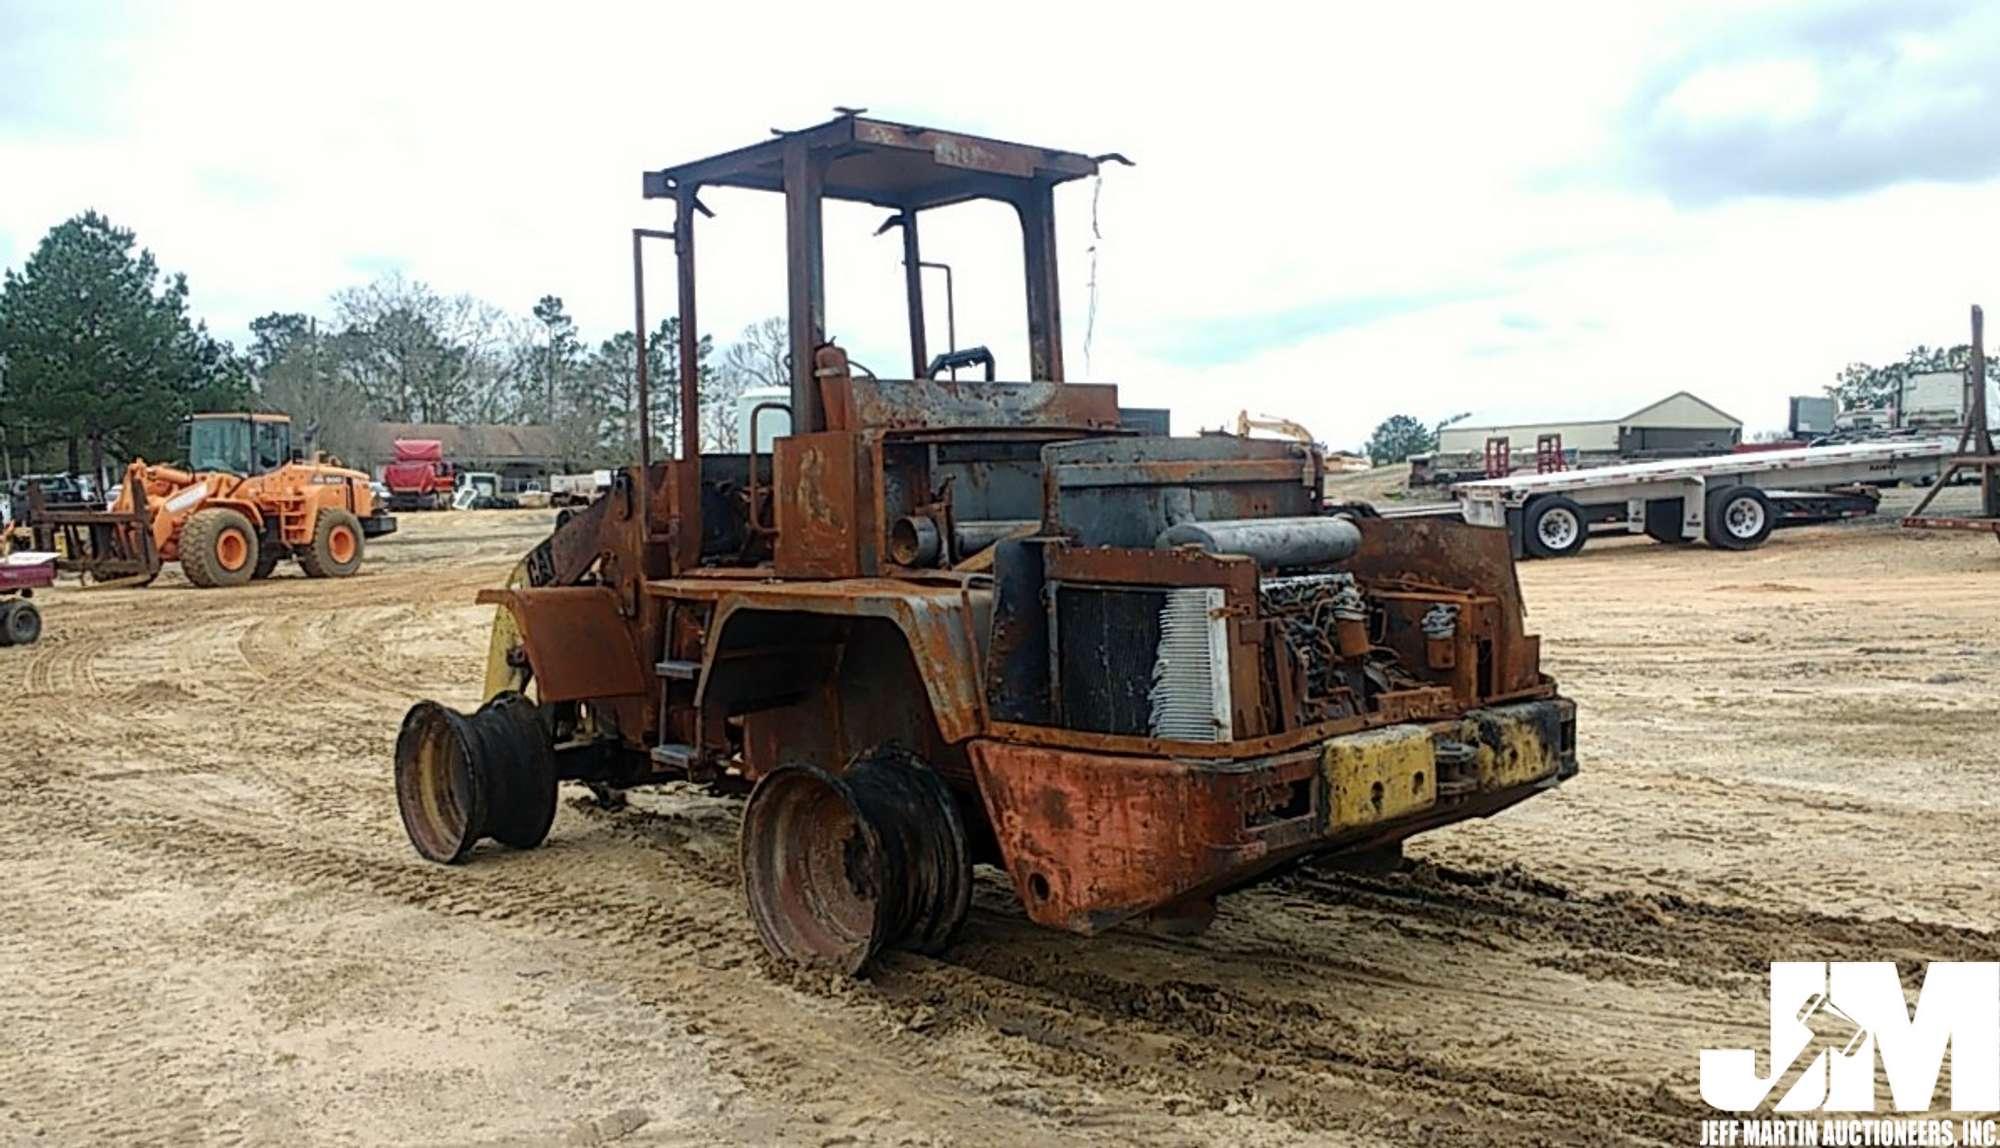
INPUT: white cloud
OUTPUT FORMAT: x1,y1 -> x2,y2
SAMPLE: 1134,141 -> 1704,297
1657,58 -> 1824,128
1,0 -> 1994,451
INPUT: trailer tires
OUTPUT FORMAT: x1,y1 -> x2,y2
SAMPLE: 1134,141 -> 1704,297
181,508 -> 261,588
1524,496 -> 1589,559
1705,486 -> 1774,550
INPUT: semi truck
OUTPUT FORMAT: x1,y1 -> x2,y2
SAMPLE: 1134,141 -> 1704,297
381,439 -> 456,511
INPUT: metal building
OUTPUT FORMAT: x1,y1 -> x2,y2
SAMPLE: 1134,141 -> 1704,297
1435,391 -> 1742,461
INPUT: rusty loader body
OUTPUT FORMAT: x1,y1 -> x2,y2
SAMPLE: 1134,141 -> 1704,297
394,115 -> 1576,973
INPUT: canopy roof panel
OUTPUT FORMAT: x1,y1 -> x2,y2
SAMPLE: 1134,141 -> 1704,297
643,114 -> 1105,211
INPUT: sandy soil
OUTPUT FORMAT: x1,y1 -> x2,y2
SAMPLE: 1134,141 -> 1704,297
3,491 -> 1997,1146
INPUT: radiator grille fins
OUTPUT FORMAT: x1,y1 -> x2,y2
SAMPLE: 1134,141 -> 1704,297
1147,587 -> 1231,742
1055,584 -> 1233,740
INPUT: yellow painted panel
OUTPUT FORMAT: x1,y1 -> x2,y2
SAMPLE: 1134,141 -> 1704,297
1468,706 -> 1561,789
1323,725 -> 1438,831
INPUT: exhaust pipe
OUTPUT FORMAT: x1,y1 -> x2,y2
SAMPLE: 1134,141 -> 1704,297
394,693 -> 558,864
740,748 -> 971,974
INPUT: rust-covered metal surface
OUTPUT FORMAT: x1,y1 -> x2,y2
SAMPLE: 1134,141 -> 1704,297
644,115 -> 1100,212
649,575 -> 990,747
821,376 -> 1120,434
773,432 -> 875,579
971,698 -> 1575,934
399,113 -> 1576,977
477,586 -> 648,703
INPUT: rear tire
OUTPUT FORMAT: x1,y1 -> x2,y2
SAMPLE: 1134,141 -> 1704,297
1705,486 -> 1774,550
3,600 -> 40,645
741,747 -> 972,975
181,508 -> 260,589
300,509 -> 364,578
1523,496 -> 1588,559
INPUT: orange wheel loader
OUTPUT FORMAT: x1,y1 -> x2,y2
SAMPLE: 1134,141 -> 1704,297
28,412 -> 397,588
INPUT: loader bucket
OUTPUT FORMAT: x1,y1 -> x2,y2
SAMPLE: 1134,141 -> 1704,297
741,750 -> 971,974
394,693 -> 558,863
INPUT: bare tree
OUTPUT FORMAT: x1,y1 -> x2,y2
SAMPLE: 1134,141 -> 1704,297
711,316 -> 787,450
255,320 -> 373,465
331,273 -> 512,423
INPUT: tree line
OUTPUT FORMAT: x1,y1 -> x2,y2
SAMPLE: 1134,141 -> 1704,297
1827,343 -> 1999,412
0,210 -> 788,482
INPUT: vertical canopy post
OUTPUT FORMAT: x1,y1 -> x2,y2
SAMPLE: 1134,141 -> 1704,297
899,211 -> 927,378
783,138 -> 827,433
1018,181 -> 1064,382
676,189 -> 701,464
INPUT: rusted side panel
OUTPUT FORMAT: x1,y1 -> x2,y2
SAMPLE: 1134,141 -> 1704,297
821,378 -> 1119,433
1042,435 -> 1320,549
683,578 -> 990,745
970,740 -> 1289,933
773,432 -> 873,578
1043,543 -> 1257,592
477,586 -> 649,704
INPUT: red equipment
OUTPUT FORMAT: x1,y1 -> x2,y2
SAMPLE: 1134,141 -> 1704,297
383,439 -> 456,511
0,551 -> 54,646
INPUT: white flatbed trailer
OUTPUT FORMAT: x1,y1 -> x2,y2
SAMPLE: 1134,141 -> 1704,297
1450,438 -> 1951,558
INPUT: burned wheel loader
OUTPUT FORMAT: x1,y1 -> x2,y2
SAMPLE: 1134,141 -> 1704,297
394,115 -> 1577,974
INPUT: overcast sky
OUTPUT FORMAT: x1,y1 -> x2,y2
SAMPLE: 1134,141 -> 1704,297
3,0 -> 1996,445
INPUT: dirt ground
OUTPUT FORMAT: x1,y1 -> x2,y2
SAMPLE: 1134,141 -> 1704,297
4,489 -> 1997,1146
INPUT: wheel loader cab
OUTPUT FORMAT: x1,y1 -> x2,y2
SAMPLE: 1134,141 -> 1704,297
396,113 -> 1576,976
180,413 -> 292,477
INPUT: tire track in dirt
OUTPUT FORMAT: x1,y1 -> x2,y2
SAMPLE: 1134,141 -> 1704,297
4,773 -> 1273,1145
10,506 -> 1998,1145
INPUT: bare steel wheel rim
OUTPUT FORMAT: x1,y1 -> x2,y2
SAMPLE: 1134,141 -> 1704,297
393,694 -> 556,864
394,703 -> 478,862
329,525 -> 358,564
1724,496 -> 1766,539
741,753 -> 972,975
1536,507 -> 1580,550
741,767 -> 884,974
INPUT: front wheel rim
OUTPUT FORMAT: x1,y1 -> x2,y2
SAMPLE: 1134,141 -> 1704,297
1537,508 -> 1579,549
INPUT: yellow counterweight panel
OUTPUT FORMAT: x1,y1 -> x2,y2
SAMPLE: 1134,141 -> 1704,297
1465,704 -> 1564,789
1322,724 -> 1439,831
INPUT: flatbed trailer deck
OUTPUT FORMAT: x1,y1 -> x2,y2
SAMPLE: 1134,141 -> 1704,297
1451,438 -> 1950,558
